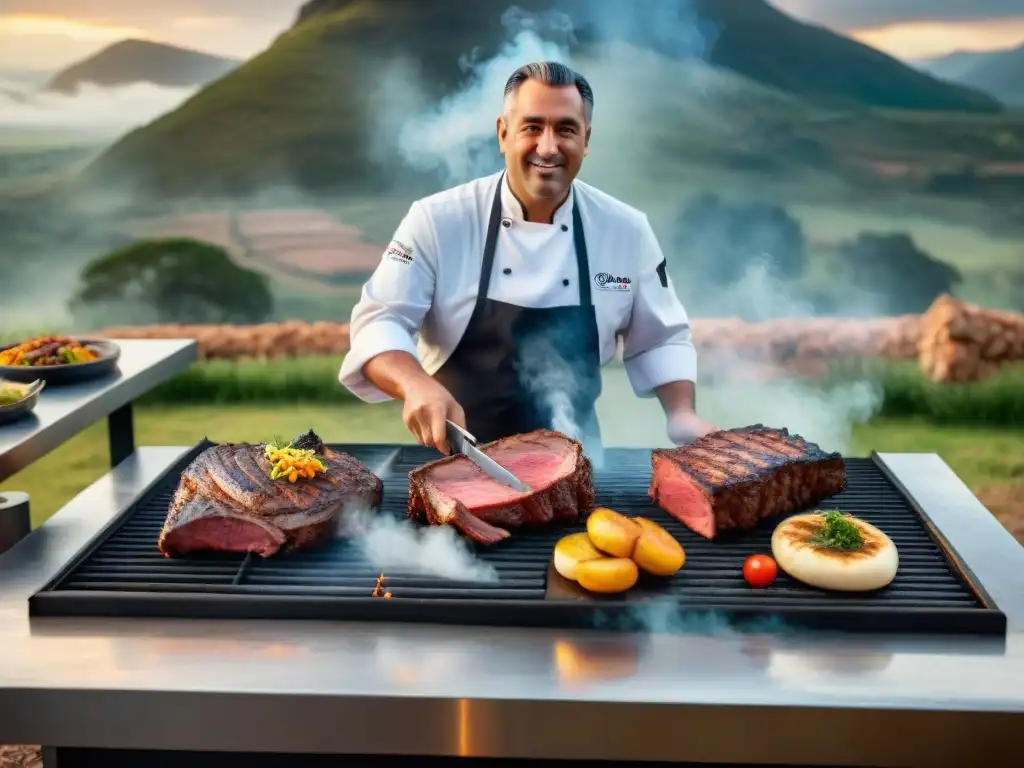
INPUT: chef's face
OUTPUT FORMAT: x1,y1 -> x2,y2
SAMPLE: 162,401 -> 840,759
497,79 -> 590,201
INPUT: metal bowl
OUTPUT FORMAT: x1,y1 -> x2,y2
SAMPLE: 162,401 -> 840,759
0,338 -> 121,385
0,379 -> 44,426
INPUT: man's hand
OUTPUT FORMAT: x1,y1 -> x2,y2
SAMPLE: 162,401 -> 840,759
654,380 -> 717,445
667,410 -> 719,446
402,379 -> 467,454
361,351 -> 467,453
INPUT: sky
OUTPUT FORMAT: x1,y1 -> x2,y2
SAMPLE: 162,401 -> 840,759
773,0 -> 1024,59
0,0 -> 1022,72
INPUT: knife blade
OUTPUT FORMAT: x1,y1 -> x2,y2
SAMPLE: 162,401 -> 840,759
444,420 -> 531,493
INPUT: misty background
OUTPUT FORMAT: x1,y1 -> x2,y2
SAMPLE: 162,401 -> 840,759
1,0 -> 1023,455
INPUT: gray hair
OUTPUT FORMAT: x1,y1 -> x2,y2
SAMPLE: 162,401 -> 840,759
503,61 -> 594,123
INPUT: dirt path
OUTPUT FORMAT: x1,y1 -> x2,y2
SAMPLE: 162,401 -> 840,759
0,746 -> 41,767
978,483 -> 1024,546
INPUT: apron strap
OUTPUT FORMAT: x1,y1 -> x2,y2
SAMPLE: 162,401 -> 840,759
572,197 -> 592,307
478,174 -> 505,299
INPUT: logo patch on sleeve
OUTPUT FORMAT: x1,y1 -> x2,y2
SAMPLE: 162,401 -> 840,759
656,258 -> 668,288
384,239 -> 414,266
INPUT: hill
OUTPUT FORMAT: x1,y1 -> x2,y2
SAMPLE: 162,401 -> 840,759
45,39 -> 240,95
569,0 -> 1000,112
915,44 -> 1024,106
76,0 -> 1004,201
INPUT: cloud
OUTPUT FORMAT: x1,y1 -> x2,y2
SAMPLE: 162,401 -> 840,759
853,18 -> 1024,59
0,16 -> 154,70
0,2 -> 300,69
773,0 -> 1024,30
4,1 -> 1023,39
0,14 -> 147,42
0,1 -> 300,28
0,81 -> 197,135
172,17 -> 239,31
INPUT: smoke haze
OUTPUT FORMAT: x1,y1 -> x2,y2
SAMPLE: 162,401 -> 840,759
391,3 -> 725,189
339,505 -> 498,583
395,8 -> 572,185
384,2 -> 884,455
0,82 -> 198,137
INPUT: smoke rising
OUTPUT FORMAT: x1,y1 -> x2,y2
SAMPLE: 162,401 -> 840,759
595,597 -> 797,636
676,260 -> 883,454
339,505 -> 498,583
592,261 -> 883,454
514,320 -> 611,468
516,331 -> 582,433
391,3 -> 723,189
383,3 -> 884,455
395,7 -> 573,186
0,82 -> 198,137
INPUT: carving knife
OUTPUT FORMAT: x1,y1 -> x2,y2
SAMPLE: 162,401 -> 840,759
444,420 -> 531,493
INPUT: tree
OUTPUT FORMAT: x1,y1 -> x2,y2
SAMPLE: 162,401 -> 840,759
835,232 -> 961,315
673,193 -> 807,287
70,237 -> 273,325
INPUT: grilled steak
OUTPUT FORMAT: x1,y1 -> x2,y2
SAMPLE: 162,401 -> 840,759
158,432 -> 383,557
649,424 -> 845,539
407,429 -> 595,545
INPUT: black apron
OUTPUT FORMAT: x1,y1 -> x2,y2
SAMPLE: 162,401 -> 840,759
431,174 -> 604,458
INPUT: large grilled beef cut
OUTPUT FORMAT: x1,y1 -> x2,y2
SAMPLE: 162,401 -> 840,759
649,425 -> 845,539
158,435 -> 383,558
407,429 -> 595,545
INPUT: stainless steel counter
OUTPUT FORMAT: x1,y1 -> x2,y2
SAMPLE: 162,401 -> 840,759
1,447 -> 1022,767
0,338 -> 198,481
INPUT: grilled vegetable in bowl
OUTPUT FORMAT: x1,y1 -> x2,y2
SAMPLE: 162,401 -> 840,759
0,378 -> 44,425
0,336 -> 121,384
0,336 -> 101,367
0,380 -> 29,405
0,380 -> 33,406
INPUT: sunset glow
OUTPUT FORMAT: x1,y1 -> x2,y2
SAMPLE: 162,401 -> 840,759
172,17 -> 237,30
0,13 -> 147,42
1,5 -> 1024,70
850,18 -> 1024,60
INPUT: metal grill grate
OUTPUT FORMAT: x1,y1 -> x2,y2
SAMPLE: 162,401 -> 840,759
29,443 -> 1006,635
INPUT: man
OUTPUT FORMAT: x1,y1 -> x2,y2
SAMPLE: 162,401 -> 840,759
339,61 -> 716,455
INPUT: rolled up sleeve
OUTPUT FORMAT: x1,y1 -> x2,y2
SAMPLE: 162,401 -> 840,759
621,216 -> 697,398
339,202 -> 436,402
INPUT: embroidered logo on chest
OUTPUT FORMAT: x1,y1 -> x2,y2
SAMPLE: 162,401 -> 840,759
384,239 -> 414,266
593,272 -> 631,292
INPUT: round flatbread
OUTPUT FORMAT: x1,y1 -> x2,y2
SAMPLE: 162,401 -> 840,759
771,512 -> 898,592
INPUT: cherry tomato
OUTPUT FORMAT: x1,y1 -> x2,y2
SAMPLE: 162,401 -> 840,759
743,554 -> 778,588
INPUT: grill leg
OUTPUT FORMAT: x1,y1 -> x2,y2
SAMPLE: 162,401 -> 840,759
0,491 -> 31,554
107,402 -> 135,468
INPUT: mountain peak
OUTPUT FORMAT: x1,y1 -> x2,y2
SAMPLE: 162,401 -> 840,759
915,43 -> 1024,105
45,38 -> 240,94
294,0 -> 358,26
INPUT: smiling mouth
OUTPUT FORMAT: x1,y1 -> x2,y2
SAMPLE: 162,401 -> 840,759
529,161 -> 561,172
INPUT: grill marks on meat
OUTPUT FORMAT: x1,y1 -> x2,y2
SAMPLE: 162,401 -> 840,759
407,430 -> 594,545
649,425 -> 845,539
158,440 -> 383,557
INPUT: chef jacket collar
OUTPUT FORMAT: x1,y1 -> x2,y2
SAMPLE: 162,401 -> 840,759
500,172 -> 575,227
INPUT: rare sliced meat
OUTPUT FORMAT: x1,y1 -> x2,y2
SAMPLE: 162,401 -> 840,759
649,424 -> 845,539
158,431 -> 384,557
407,429 -> 595,545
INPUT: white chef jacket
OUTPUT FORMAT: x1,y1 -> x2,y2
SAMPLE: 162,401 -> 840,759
339,171 -> 697,403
